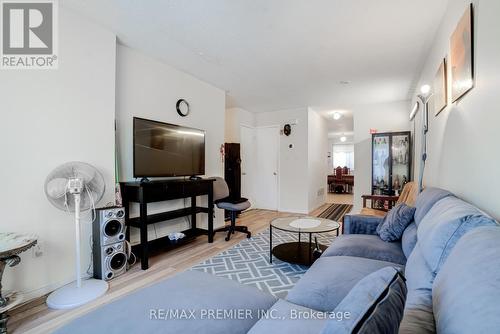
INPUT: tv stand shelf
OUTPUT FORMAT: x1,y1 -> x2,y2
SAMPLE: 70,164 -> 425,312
130,229 -> 200,261
127,207 -> 209,227
120,178 -> 215,270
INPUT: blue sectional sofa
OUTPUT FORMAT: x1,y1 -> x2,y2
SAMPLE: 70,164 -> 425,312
55,188 -> 500,334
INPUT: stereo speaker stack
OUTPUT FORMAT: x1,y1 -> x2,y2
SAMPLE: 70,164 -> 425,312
92,207 -> 127,281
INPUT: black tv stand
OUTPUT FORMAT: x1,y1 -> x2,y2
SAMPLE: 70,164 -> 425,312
120,178 -> 215,270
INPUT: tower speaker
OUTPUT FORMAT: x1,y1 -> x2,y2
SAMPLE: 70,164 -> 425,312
92,207 -> 127,281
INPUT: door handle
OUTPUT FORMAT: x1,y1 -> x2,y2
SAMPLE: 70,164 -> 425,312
273,172 -> 277,175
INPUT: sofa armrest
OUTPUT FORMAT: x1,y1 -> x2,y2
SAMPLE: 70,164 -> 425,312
343,214 -> 383,235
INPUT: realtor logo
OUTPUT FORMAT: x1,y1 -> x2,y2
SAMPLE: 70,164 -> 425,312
1,0 -> 58,69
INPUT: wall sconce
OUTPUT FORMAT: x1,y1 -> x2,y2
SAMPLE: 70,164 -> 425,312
410,84 -> 433,193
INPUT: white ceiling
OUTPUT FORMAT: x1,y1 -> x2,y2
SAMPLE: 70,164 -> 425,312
62,0 -> 448,113
322,109 -> 354,133
313,108 -> 354,142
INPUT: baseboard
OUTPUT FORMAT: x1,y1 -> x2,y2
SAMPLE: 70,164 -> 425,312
13,274 -> 93,309
278,207 -> 309,215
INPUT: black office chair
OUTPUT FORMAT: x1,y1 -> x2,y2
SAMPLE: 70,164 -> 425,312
213,177 -> 252,241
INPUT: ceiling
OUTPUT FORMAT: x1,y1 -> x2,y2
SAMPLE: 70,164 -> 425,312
62,0 -> 448,113
311,108 -> 354,142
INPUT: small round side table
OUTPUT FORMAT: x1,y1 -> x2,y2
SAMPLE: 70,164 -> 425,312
269,216 -> 339,266
0,233 -> 37,334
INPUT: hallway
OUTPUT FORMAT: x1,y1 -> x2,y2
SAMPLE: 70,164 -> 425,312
326,192 -> 353,205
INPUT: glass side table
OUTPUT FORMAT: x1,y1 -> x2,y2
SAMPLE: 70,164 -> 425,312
269,216 -> 340,266
0,233 -> 37,334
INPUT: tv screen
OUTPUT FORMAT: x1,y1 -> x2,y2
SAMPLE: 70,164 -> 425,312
133,117 -> 205,177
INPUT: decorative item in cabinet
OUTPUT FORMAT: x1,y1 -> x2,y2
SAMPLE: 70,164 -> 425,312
372,132 -> 412,209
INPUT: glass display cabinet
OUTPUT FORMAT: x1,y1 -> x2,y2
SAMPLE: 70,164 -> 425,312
372,132 -> 411,206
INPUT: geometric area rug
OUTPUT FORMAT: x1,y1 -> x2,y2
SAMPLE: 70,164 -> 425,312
191,225 -> 337,299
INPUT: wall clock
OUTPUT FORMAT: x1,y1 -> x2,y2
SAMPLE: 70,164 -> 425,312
176,99 -> 190,117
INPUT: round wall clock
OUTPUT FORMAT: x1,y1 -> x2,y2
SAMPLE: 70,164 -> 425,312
176,99 -> 190,117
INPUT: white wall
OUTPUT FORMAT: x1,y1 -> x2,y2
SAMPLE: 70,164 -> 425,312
116,45 -> 226,243
412,0 -> 500,219
0,8 -> 116,299
327,139 -> 335,172
225,107 -> 255,143
226,107 -> 329,214
255,108 -> 310,213
307,109 -> 328,212
353,101 -> 411,212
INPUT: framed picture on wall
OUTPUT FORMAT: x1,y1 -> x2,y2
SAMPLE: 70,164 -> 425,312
450,3 -> 474,102
433,58 -> 447,116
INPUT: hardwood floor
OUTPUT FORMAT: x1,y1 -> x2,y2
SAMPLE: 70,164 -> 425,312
326,192 -> 354,205
9,205 -> 331,334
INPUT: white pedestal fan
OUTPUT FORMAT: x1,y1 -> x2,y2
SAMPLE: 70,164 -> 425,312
44,162 -> 108,309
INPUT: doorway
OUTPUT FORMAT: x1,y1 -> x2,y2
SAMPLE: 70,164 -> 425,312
328,144 -> 354,205
240,125 -> 280,211
255,126 -> 279,210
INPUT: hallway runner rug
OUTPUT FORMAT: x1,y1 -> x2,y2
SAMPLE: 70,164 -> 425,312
317,203 -> 353,222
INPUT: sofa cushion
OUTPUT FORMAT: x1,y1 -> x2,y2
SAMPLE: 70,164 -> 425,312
401,196 -> 498,333
433,226 -> 500,334
286,256 -> 403,312
401,222 -> 417,259
399,243 -> 436,334
53,270 -> 277,334
248,299 -> 327,334
417,196 -> 498,274
322,234 -> 406,265
376,203 -> 416,241
414,187 -> 452,225
320,267 -> 407,334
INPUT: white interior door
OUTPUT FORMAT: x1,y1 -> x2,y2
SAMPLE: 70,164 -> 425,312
240,126 -> 256,206
255,126 -> 279,210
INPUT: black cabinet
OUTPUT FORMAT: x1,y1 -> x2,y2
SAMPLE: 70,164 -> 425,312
372,131 -> 412,200
224,143 -> 241,199
224,143 -> 242,220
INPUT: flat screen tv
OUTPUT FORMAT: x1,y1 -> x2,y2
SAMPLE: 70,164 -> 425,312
133,117 -> 205,177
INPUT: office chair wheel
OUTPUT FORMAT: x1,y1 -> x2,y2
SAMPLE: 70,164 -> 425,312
246,232 -> 251,238
225,236 -> 230,241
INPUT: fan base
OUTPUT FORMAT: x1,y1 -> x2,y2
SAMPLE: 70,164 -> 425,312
46,279 -> 108,310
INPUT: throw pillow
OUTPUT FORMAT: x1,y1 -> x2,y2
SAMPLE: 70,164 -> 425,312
376,203 -> 416,242
320,267 -> 407,334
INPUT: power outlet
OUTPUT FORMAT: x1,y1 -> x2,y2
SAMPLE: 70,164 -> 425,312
32,242 -> 43,258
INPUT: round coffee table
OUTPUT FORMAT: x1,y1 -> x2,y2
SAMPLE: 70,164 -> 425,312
269,216 -> 340,266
